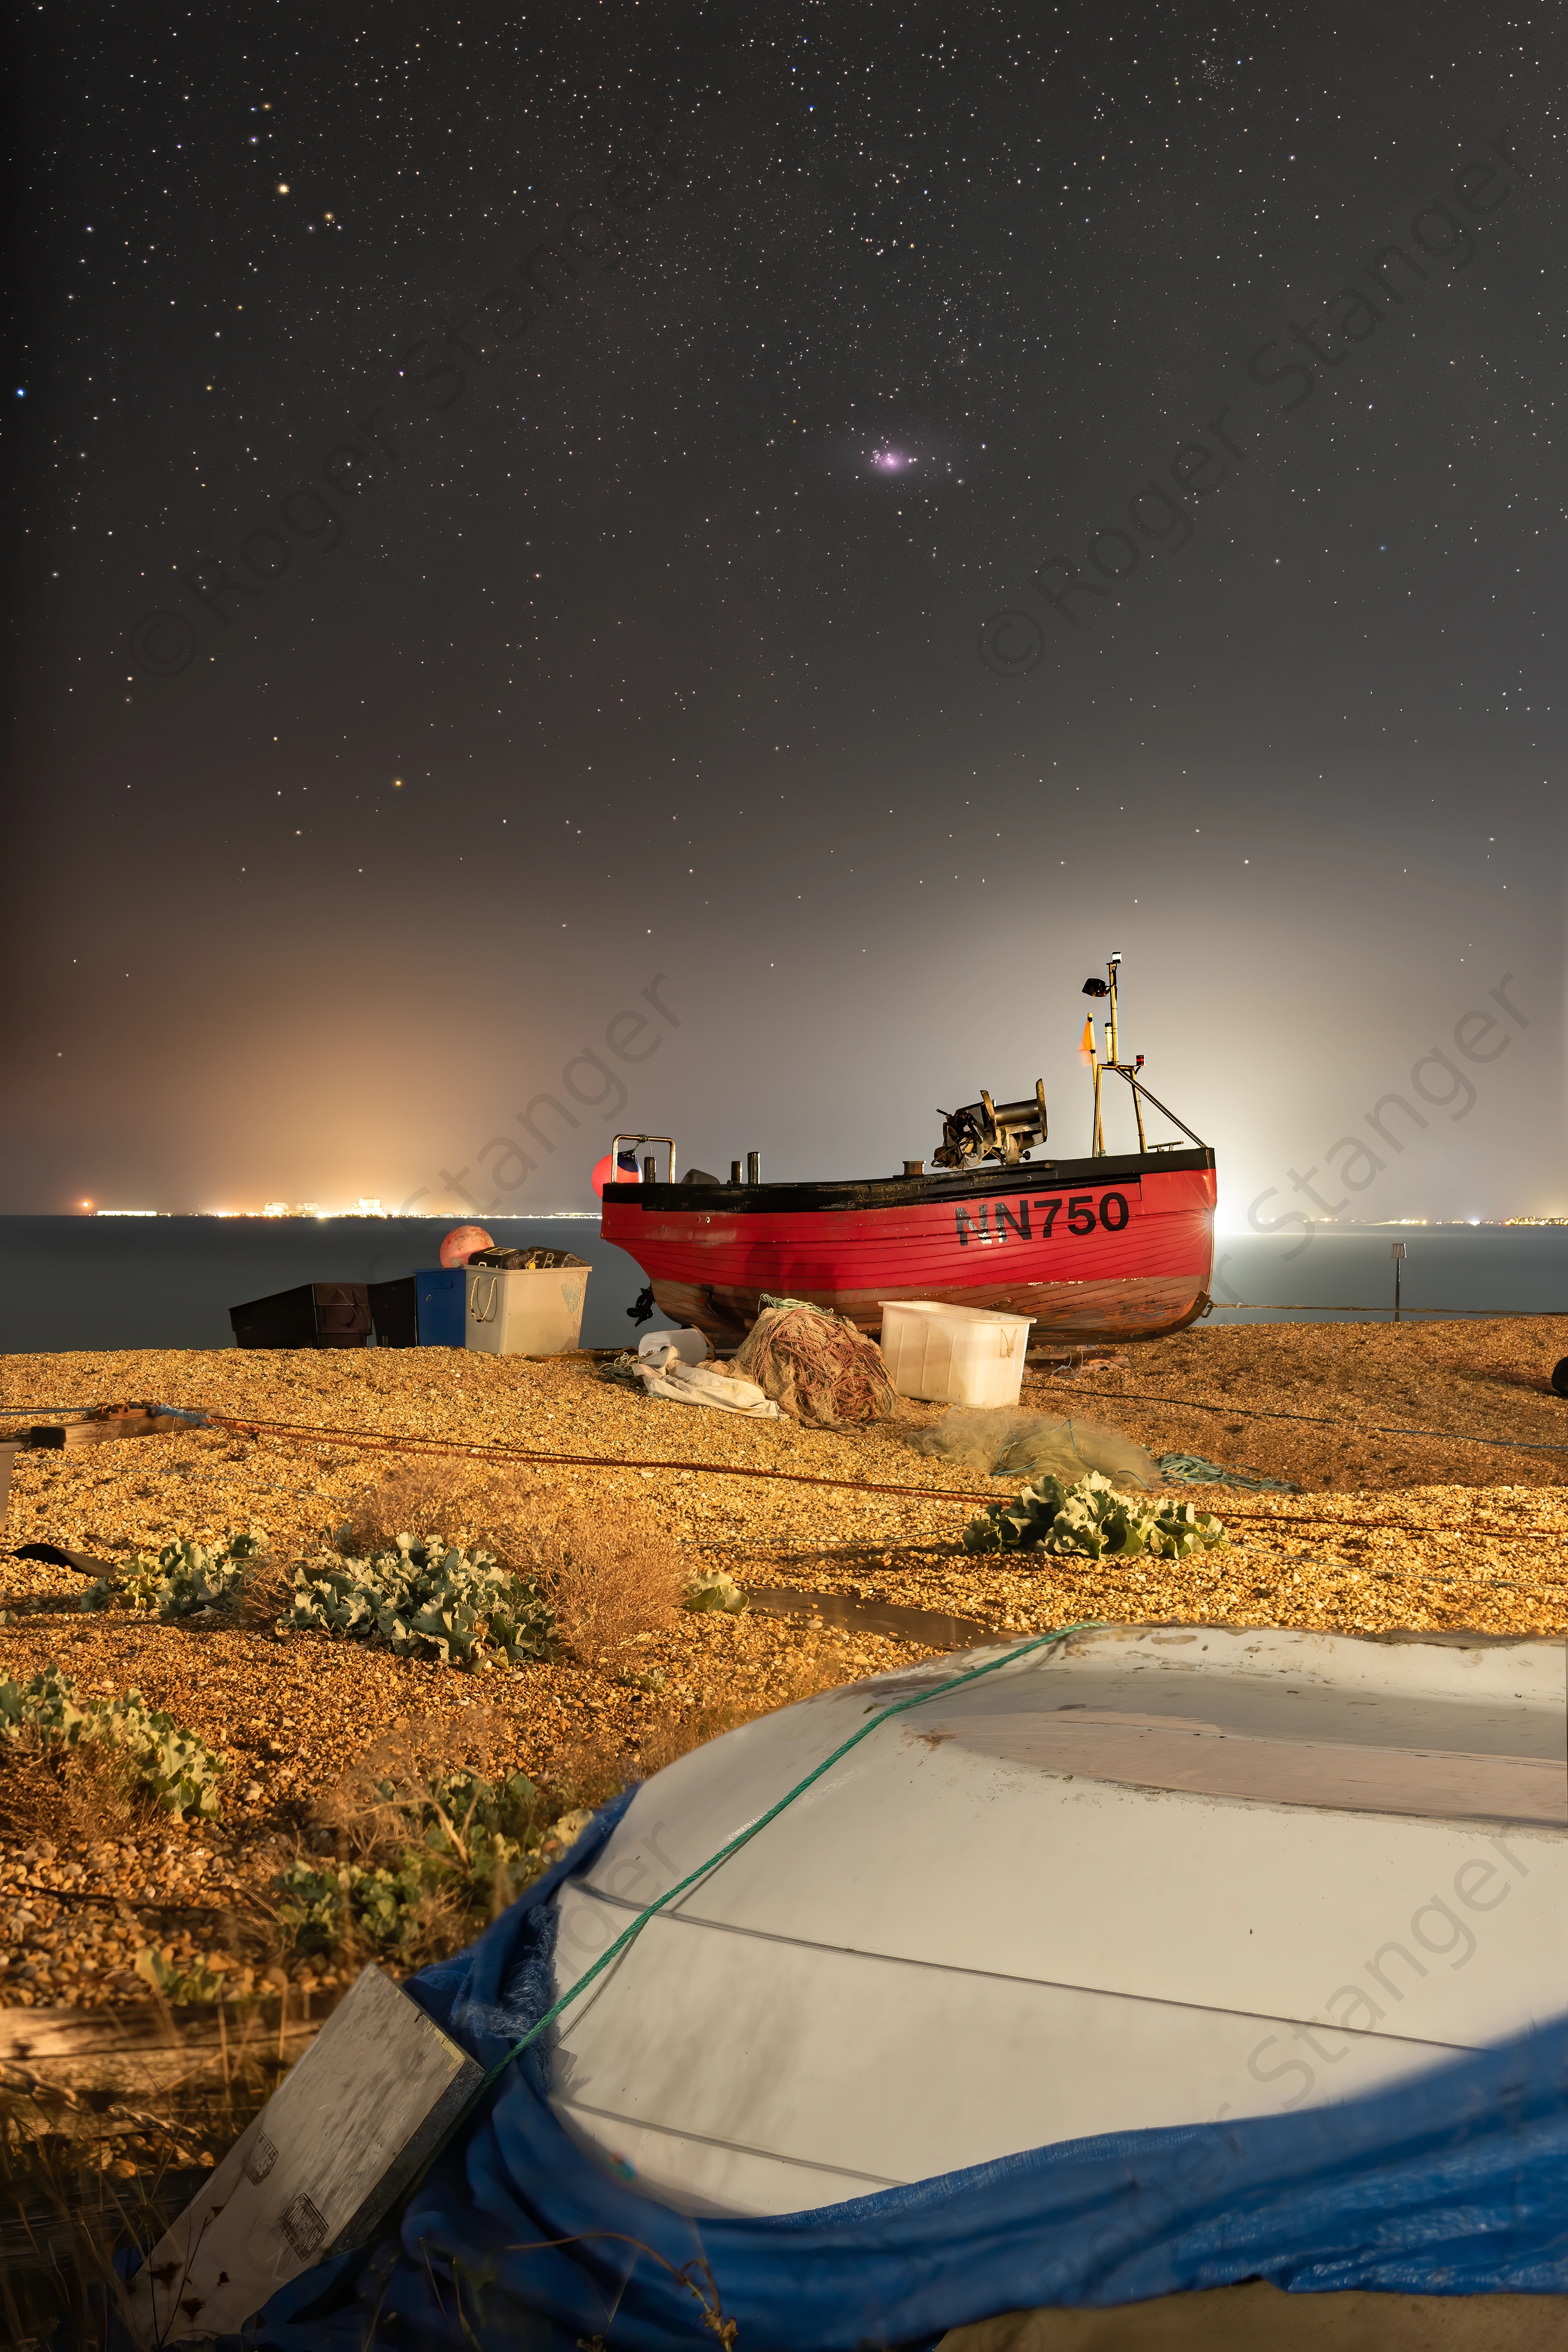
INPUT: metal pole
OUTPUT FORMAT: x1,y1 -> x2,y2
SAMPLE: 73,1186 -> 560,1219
1391,1240 -> 1406,1323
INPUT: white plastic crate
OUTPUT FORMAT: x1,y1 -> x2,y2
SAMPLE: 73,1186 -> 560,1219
877,1299 -> 1033,1406
465,1264 -> 588,1356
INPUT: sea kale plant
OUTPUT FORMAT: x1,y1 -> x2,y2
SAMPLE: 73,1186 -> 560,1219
283,1533 -> 556,1669
963,1471 -> 1226,1561
0,1667 -> 224,1816
80,1532 -> 265,1619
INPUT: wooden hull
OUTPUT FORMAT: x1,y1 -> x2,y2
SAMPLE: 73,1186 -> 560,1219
601,1147 -> 1216,1343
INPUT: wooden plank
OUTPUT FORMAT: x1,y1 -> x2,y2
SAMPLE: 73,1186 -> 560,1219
125,1965 -> 482,2345
24,1407 -> 199,1450
0,1993 -> 333,2065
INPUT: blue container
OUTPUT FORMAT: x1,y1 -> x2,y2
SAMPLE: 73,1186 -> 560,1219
415,1267 -> 467,1348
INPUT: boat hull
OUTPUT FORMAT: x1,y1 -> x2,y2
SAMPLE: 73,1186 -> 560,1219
549,1624 -> 1568,2216
601,1147 -> 1216,1342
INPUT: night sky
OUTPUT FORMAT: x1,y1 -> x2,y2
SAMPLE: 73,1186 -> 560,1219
5,3 -> 1564,1234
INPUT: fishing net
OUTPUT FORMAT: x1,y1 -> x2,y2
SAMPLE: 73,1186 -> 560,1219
1158,1452 -> 1300,1494
732,1295 -> 898,1427
912,1405 -> 1160,1489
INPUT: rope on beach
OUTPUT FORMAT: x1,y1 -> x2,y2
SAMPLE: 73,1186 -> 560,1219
7,1403 -> 1562,1549
129,1405 -> 1568,1549
1210,1510 -> 1562,1542
157,1407 -> 1009,1507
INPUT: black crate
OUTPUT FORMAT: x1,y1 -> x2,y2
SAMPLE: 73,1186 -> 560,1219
367,1275 -> 419,1348
229,1283 -> 372,1350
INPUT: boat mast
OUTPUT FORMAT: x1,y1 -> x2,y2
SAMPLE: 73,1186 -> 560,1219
1090,953 -> 1148,1158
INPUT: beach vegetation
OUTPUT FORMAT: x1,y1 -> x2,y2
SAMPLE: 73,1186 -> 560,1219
963,1470 -> 1227,1560
79,1533 -> 266,1620
282,1535 -> 556,1669
0,1669 -> 224,1818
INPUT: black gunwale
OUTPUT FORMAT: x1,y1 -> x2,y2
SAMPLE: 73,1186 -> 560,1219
607,1146 -> 1215,1218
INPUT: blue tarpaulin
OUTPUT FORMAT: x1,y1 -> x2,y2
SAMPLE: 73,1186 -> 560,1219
243,1795 -> 1568,2349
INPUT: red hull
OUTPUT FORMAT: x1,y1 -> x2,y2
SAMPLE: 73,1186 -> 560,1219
602,1149 -> 1216,1344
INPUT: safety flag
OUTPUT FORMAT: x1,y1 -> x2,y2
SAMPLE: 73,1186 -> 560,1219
1078,1015 -> 1096,1065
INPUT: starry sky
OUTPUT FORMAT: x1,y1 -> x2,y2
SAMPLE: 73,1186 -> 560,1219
4,1 -> 1565,1229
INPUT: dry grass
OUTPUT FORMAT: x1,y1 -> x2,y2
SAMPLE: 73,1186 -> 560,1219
333,1457 -> 549,1562
236,1548 -> 299,1631
332,1461 -> 688,1660
0,1740 -> 146,1856
521,1500 -> 685,1657
0,1996 -> 303,2344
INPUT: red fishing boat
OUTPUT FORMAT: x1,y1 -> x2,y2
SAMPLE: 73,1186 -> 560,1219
600,957 -> 1216,1345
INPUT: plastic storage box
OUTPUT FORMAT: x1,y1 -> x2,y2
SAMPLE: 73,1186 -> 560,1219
414,1268 -> 467,1348
464,1263 -> 589,1356
877,1300 -> 1034,1407
367,1276 -> 419,1348
229,1283 -> 372,1349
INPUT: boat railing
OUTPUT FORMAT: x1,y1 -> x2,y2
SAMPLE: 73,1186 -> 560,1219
609,1134 -> 678,1184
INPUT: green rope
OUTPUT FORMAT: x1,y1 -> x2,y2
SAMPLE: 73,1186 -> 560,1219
489,1619 -> 1105,2088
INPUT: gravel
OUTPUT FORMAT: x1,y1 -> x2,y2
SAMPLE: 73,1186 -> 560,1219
1,1324 -> 1565,2014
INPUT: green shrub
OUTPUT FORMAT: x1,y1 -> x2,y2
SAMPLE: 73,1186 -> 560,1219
283,1535 -> 556,1669
133,1946 -> 230,2004
0,1668 -> 224,1817
81,1533 -> 264,1619
275,1857 -> 430,1956
275,1772 -> 595,1961
963,1470 -> 1226,1561
0,1666 -> 85,1744
416,1766 -> 543,1890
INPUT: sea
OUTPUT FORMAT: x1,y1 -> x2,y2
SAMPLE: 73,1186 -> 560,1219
0,1217 -> 1565,1361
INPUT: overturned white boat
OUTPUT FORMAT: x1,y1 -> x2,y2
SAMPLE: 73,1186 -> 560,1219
548,1623 -> 1568,2216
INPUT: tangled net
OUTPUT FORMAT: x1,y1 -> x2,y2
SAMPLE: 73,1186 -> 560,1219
732,1294 -> 897,1427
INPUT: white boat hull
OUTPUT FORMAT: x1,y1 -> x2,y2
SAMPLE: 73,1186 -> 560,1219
548,1625 -> 1568,2216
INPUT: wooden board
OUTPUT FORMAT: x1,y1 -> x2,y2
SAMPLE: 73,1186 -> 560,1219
125,1964 -> 482,2345
24,1407 -> 199,1449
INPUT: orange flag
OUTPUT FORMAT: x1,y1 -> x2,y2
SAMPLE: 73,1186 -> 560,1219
1078,1015 -> 1096,1064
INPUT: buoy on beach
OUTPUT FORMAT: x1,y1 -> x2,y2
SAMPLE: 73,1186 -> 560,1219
439,1224 -> 493,1267
592,1149 -> 643,1197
